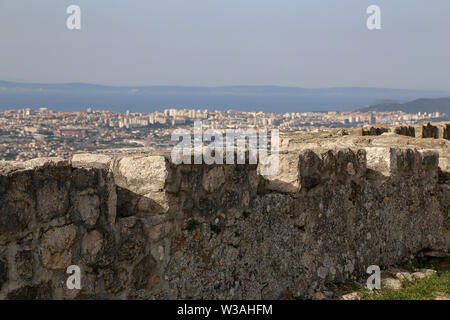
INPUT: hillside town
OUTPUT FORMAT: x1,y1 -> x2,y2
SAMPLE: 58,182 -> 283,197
0,107 -> 445,161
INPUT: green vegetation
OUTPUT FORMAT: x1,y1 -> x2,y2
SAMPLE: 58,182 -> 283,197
336,257 -> 450,300
361,271 -> 450,300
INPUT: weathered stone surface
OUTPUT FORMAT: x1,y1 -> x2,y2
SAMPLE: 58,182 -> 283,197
118,217 -> 145,262
71,191 -> 100,227
202,166 -> 225,193
362,126 -> 389,136
312,292 -> 328,300
106,172 -> 117,225
0,256 -> 7,290
382,278 -> 403,290
148,222 -> 173,242
446,230 -> 450,252
298,150 -> 323,191
71,168 -> 98,190
395,272 -> 413,282
0,198 -> 34,237
114,155 -> 168,194
444,123 -> 450,140
7,281 -> 53,300
15,250 -> 33,280
25,157 -> 68,168
259,153 -> 300,193
341,292 -> 361,300
101,267 -> 128,294
419,123 -> 439,139
41,225 -> 77,270
132,255 -> 158,290
82,230 -> 104,265
72,153 -> 112,168
420,269 -> 437,277
411,272 -> 427,279
36,180 -> 69,222
137,191 -> 169,215
365,147 -> 439,179
394,126 -> 415,137
365,147 -> 393,177
0,175 -> 35,239
0,123 -> 448,299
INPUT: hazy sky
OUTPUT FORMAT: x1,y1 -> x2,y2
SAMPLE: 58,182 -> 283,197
0,0 -> 449,90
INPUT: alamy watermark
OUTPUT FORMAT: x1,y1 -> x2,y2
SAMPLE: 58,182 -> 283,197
366,265 -> 381,290
170,121 -> 280,176
65,5 -> 382,31
66,5 -> 81,30
367,5 -> 382,30
66,265 -> 81,290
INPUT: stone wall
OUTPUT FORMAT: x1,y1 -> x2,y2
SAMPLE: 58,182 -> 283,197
361,123 -> 449,140
444,123 -> 450,140
361,126 -> 389,136
394,126 -> 415,137
0,146 -> 448,299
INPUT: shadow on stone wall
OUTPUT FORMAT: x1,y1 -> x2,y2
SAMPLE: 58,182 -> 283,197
0,146 -> 448,299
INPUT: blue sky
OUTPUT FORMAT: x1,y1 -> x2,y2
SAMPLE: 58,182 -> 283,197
0,0 -> 449,90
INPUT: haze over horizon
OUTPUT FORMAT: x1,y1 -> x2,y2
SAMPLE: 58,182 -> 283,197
1,79 -> 449,114
2,79 -> 449,92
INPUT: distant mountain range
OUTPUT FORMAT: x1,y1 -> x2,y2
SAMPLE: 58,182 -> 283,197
358,97 -> 450,115
0,80 -> 445,96
0,80 -> 448,113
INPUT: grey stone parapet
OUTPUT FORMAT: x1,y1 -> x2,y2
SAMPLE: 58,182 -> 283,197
358,122 -> 449,139
0,145 -> 448,299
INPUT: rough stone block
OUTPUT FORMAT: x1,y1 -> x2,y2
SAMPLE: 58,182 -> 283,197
6,281 -> 53,300
15,250 -> 33,280
0,255 -> 7,290
71,153 -> 112,169
0,180 -> 35,239
82,230 -> 104,265
71,191 -> 101,227
40,225 -> 77,270
259,153 -> 300,194
202,166 -> 225,193
36,180 -> 69,222
113,155 -> 168,195
365,147 -> 438,179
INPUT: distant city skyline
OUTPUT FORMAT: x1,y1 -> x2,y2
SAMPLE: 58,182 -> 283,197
1,104 -> 443,162
0,1 -> 450,91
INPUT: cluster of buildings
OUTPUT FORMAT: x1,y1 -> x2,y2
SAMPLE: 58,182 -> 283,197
0,106 -> 445,161
90,107 -> 444,131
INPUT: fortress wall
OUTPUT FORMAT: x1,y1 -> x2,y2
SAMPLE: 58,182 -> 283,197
393,126 -> 416,137
444,123 -> 450,140
414,123 -> 449,140
346,123 -> 448,140
416,123 -> 438,139
259,149 -> 367,194
0,148 -> 448,299
0,158 -> 116,299
361,127 -> 389,136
